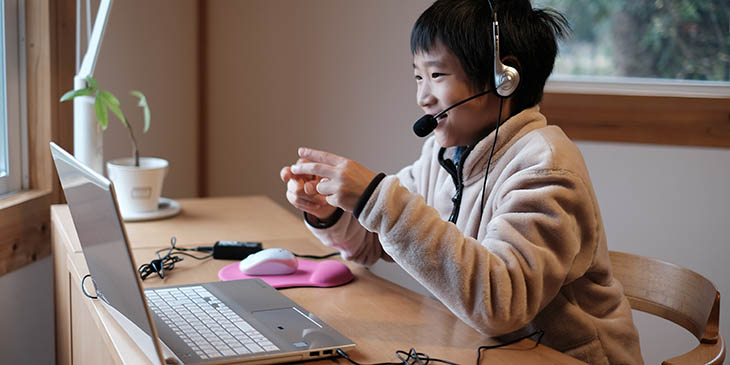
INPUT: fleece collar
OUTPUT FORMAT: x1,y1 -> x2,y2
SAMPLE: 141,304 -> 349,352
441,105 -> 547,186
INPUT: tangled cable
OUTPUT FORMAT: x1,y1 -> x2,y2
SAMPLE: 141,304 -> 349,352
336,329 -> 544,365
138,237 -> 211,280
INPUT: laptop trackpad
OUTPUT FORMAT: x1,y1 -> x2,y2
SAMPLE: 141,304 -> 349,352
252,307 -> 323,344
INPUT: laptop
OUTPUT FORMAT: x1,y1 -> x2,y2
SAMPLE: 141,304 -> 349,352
50,142 -> 355,364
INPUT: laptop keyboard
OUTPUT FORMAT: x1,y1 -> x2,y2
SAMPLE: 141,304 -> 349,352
146,286 -> 280,359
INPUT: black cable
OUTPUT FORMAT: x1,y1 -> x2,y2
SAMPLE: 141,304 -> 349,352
335,346 -> 456,365
155,248 -> 212,261
478,97 -> 503,225
476,329 -> 544,364
81,274 -> 98,299
138,237 -> 212,280
335,328 -> 544,365
293,252 -> 340,260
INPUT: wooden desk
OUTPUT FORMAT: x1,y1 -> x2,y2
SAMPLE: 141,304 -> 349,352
51,196 -> 583,364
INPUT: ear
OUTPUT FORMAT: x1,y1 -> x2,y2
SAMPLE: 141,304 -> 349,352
501,55 -> 522,78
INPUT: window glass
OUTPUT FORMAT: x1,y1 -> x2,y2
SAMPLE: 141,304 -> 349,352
533,0 -> 730,82
0,0 -> 8,179
1,0 -> 23,195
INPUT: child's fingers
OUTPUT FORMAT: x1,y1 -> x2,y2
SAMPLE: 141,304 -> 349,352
295,158 -> 318,180
280,166 -> 293,182
287,179 -> 323,204
303,180 -> 318,195
286,191 -> 321,210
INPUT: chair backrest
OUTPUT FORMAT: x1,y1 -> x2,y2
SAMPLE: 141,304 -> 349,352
609,251 -> 720,343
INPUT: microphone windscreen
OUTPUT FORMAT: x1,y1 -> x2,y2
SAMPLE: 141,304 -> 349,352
413,115 -> 437,137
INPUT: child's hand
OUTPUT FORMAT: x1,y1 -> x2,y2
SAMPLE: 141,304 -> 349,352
280,159 -> 338,219
290,148 -> 377,213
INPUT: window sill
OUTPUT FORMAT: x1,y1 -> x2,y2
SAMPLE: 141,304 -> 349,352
540,91 -> 730,148
0,189 -> 53,276
0,189 -> 51,210
546,76 -> 730,99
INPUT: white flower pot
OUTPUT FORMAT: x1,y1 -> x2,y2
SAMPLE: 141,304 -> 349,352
106,157 -> 168,216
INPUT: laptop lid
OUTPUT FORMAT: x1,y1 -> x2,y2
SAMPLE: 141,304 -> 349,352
50,142 -> 167,364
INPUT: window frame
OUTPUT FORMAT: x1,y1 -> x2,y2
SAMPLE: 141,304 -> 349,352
546,76 -> 730,99
0,0 -> 28,196
0,0 -> 74,276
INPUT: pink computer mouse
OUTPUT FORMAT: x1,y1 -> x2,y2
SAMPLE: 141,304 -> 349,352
238,248 -> 298,275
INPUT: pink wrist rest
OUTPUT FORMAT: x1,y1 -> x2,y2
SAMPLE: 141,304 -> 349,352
218,258 -> 355,289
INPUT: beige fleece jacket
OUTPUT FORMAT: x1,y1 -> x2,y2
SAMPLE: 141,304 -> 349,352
306,107 -> 643,364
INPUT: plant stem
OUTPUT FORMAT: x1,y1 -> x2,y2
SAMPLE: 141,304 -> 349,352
125,119 -> 140,167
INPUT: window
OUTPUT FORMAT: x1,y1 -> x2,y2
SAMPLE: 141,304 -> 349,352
0,0 -> 27,196
534,0 -> 730,97
0,0 -> 62,277
530,0 -> 730,148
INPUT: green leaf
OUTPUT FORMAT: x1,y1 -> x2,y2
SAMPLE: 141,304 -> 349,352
106,98 -> 128,128
59,88 -> 94,102
98,89 -> 121,106
97,90 -> 127,128
94,95 -> 109,130
130,90 -> 151,133
86,76 -> 99,91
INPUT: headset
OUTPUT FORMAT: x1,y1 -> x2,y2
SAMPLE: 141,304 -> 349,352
488,0 -> 520,97
475,0 -> 519,225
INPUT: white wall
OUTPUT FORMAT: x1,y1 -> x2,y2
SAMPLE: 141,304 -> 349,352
97,0 -> 199,198
206,1 -> 730,364
577,141 -> 730,362
206,0 -> 428,198
0,257 -> 54,365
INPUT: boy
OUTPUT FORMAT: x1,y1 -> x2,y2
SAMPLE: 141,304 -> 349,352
281,0 -> 643,363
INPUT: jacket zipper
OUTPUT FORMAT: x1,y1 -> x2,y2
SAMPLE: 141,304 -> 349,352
438,147 -> 472,224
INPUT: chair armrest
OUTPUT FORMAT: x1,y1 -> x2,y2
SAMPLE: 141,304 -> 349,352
663,336 -> 725,365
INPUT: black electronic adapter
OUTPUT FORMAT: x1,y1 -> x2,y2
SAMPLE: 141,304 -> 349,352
212,241 -> 262,260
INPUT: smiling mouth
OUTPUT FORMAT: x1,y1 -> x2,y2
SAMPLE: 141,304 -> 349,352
437,113 -> 448,120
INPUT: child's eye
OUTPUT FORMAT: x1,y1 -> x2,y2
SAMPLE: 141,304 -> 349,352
431,73 -> 445,79
414,75 -> 423,81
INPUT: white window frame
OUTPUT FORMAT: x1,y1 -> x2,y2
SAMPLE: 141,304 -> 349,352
0,0 -> 28,196
546,75 -> 730,99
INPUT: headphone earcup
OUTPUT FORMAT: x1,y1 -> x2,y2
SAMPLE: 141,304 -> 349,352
495,64 -> 520,97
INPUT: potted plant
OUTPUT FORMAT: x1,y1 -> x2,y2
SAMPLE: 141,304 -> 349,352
61,76 -> 169,217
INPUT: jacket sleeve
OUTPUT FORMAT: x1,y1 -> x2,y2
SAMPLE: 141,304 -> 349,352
356,168 -> 597,336
304,139 -> 435,265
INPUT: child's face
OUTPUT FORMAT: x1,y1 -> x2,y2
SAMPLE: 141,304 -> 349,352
413,42 -> 500,147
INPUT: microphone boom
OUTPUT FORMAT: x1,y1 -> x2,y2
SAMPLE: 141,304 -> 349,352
412,89 -> 492,137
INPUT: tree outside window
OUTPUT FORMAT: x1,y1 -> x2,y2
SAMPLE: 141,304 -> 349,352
534,0 -> 730,82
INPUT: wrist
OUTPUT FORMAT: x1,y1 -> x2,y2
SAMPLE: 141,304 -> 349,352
353,172 -> 387,219
304,208 -> 344,229
313,206 -> 338,221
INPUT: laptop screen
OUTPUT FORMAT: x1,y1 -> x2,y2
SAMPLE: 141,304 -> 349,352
51,143 -> 156,341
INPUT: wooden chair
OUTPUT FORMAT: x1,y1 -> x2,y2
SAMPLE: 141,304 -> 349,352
609,251 -> 725,365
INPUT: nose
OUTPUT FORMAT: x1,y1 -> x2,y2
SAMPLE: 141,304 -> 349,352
417,82 -> 436,110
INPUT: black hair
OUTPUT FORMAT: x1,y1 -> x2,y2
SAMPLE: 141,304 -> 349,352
411,0 -> 570,113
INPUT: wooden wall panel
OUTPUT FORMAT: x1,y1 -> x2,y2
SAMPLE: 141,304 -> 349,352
542,93 -> 730,148
0,192 -> 51,275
